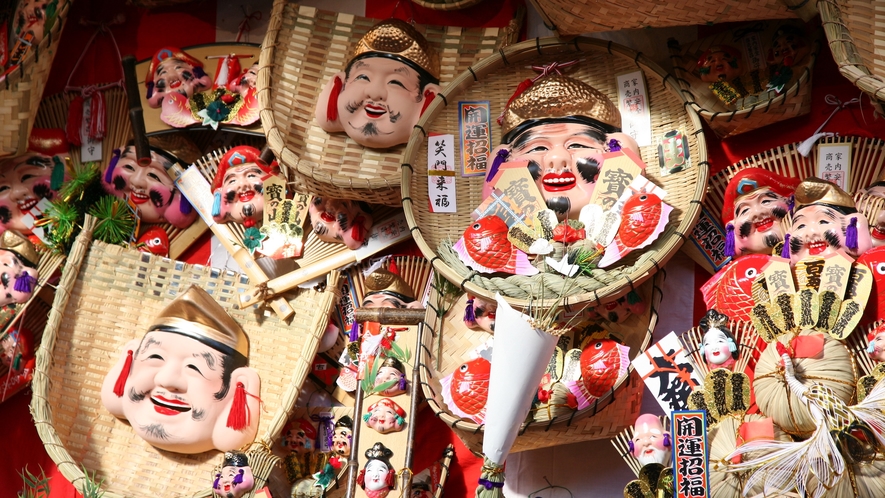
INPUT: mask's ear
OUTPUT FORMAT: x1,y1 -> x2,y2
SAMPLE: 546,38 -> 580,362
213,366 -> 261,451
315,72 -> 347,133
164,191 -> 199,230
100,338 -> 142,417
419,82 -> 443,116
606,132 -> 641,157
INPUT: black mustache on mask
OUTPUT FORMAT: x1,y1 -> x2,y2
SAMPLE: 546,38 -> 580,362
763,234 -> 780,248
527,160 -> 541,182
739,222 -> 752,239
575,156 -> 601,184
33,183 -> 52,200
790,229 -> 842,254
149,189 -> 167,208
772,206 -> 788,219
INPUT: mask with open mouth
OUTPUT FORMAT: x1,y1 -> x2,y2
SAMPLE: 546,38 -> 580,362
722,168 -> 800,258
211,146 -> 280,229
308,196 -> 374,250
145,46 -> 212,109
213,451 -> 255,498
315,19 -> 442,149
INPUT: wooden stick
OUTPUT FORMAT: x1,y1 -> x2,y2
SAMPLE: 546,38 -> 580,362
352,308 -> 425,326
434,445 -> 455,498
401,321 -> 426,497
121,55 -> 150,166
346,380 -> 365,498
238,250 -> 355,308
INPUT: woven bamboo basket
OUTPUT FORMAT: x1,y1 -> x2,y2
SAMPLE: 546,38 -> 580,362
402,36 -> 707,307
686,135 -> 885,273
411,0 -> 484,10
527,0 -> 796,36
0,0 -> 72,157
257,2 -> 515,207
668,22 -> 820,139
821,0 -> 885,116
30,216 -> 340,497
419,271 -> 662,454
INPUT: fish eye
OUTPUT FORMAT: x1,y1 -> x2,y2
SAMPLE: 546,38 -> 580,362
472,223 -> 481,230
876,262 -> 885,275
639,195 -> 648,201
595,342 -> 603,349
152,238 -> 162,245
745,268 -> 757,279
459,364 -> 468,372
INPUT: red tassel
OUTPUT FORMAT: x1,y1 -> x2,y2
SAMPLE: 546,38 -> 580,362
113,350 -> 133,397
327,76 -> 343,122
497,78 -> 533,125
420,89 -> 435,116
67,95 -> 85,146
89,90 -> 106,141
227,382 -> 249,430
387,258 -> 399,275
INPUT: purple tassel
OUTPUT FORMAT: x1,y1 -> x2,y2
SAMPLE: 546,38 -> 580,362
464,298 -> 476,324
105,149 -> 121,184
787,195 -> 795,212
398,373 -> 407,391
14,273 -> 36,294
193,66 -> 207,79
232,469 -> 244,485
349,321 -> 360,342
179,195 -> 193,215
781,233 -> 791,258
724,223 -> 735,257
486,149 -> 510,184
607,139 -> 621,152
146,82 -> 154,100
213,474 -> 220,490
847,217 -> 858,251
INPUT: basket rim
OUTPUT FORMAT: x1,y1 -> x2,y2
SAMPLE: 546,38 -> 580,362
418,270 -> 663,435
29,217 -> 338,498
668,26 -> 821,121
820,0 -> 885,104
1,0 -> 71,91
400,35 -> 708,308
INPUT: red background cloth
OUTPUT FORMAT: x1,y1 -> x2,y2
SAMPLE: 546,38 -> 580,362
5,0 -> 885,496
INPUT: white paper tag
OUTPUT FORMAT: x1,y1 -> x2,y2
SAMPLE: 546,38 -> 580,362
817,143 -> 852,191
174,165 -> 217,228
740,33 -> 767,72
616,70 -> 652,147
427,133 -> 457,213
79,96 -> 103,162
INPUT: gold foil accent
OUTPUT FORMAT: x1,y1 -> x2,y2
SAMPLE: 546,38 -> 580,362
149,285 -> 249,358
351,19 -> 440,81
364,268 -> 415,300
500,75 -> 621,141
794,177 -> 857,210
0,230 -> 38,266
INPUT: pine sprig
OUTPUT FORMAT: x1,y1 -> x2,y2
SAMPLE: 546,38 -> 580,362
59,160 -> 100,203
40,199 -> 79,254
89,196 -> 136,245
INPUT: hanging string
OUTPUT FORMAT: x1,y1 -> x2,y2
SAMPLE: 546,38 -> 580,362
797,94 -> 860,157
235,7 -> 262,43
65,14 -> 126,146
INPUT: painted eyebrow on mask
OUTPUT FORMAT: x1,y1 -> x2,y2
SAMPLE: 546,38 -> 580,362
194,351 -> 218,370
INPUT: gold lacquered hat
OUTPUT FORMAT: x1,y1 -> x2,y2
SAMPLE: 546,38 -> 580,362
365,268 -> 415,302
350,18 -> 441,82
794,177 -> 857,211
0,230 -> 38,268
149,285 -> 249,358
500,75 -> 621,144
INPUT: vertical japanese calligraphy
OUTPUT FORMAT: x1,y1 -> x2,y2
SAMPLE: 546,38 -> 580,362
688,207 -> 731,271
428,133 -> 457,213
672,410 -> 710,498
632,332 -> 703,415
616,71 -> 652,147
816,143 -> 852,191
458,101 -> 492,177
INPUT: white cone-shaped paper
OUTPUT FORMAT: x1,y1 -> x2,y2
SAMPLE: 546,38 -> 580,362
482,294 -> 559,465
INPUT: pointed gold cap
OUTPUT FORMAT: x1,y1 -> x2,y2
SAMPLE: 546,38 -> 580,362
351,19 -> 440,82
365,268 -> 415,301
149,285 -> 249,359
500,75 -> 621,144
0,230 -> 38,268
794,177 -> 856,211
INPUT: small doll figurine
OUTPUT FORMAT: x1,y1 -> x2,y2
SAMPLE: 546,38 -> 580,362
767,25 -> 811,93
0,325 -> 34,373
332,415 -> 354,458
699,309 -> 738,371
0,230 -> 39,308
464,294 -> 496,333
374,356 -> 408,397
721,168 -> 799,258
282,418 -> 326,485
697,45 -> 745,106
213,451 -> 255,498
144,46 -> 212,109
364,398 -> 406,434
489,71 -> 641,221
0,128 -> 68,236
630,413 -> 672,468
868,324 -> 885,363
308,197 -> 374,250
211,146 -> 280,228
785,177 -> 873,265
100,286 -> 261,454
357,442 -> 396,498
101,137 -> 201,229
315,19 -> 442,149
860,172 -> 885,247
